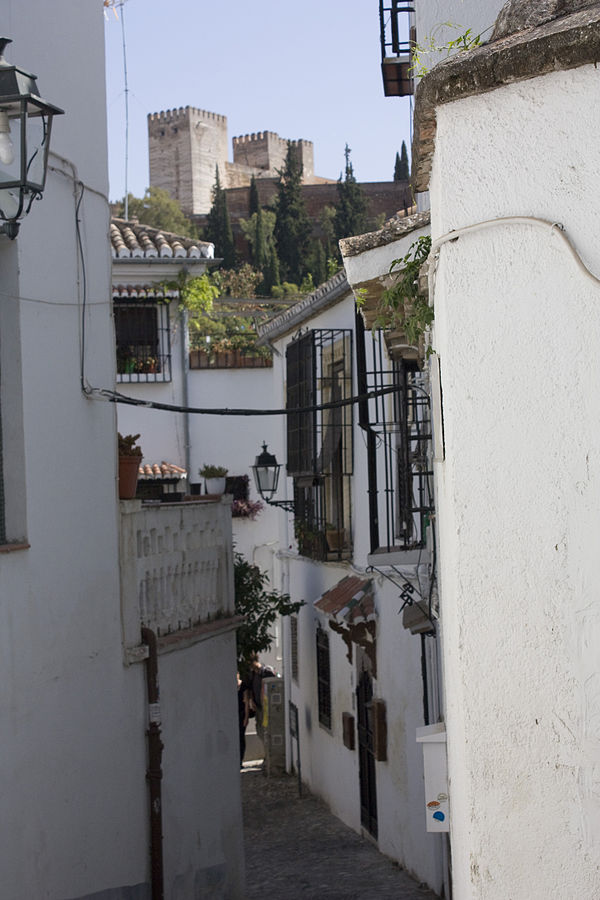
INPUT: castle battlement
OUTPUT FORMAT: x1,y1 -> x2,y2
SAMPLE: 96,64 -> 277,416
149,105 -> 314,214
148,107 -> 227,125
232,131 -> 313,149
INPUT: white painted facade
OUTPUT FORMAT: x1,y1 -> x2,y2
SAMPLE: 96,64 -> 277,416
0,3 -> 244,898
414,0 -> 505,73
260,269 -> 445,894
427,50 -> 600,900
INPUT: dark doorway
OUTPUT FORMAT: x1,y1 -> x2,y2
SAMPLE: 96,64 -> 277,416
357,669 -> 378,838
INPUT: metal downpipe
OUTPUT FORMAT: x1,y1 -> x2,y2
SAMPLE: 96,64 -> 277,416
141,627 -> 164,900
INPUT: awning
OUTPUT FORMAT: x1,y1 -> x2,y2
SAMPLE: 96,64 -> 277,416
314,575 -> 376,625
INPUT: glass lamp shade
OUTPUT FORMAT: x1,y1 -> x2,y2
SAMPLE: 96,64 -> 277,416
0,38 -> 63,227
251,443 -> 282,501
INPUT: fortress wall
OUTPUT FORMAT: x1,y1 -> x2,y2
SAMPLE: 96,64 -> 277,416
148,107 -> 229,214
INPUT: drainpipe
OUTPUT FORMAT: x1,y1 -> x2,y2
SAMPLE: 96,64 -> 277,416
141,627 -> 164,900
355,308 -> 380,553
180,305 -> 192,483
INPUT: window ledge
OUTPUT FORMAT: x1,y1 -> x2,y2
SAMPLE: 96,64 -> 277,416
116,373 -> 172,384
367,548 -> 428,567
0,541 -> 30,554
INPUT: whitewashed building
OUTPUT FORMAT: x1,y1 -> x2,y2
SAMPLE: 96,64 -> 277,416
0,3 -> 244,898
410,0 -> 600,897
111,221 -> 286,668
256,261 -> 445,894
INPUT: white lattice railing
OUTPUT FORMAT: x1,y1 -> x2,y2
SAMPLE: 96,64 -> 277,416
119,497 -> 234,656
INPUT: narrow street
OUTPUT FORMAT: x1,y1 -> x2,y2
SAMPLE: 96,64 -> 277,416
241,762 -> 439,900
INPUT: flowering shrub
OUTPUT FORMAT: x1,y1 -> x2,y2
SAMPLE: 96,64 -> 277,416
231,499 -> 264,520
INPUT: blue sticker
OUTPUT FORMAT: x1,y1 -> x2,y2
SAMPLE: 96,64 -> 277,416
432,811 -> 445,822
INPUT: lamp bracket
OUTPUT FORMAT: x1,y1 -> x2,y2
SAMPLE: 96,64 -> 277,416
265,498 -> 296,514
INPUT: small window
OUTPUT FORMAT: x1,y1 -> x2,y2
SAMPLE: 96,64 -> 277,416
115,300 -> 171,383
290,616 -> 299,683
316,625 -> 331,730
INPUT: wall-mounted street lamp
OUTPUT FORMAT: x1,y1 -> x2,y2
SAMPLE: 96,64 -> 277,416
0,37 -> 64,239
251,443 -> 295,512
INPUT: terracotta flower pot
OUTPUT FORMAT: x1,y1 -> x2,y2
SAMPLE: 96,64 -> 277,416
119,455 -> 141,500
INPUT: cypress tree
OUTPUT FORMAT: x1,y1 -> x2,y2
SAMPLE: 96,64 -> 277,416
273,142 -> 312,284
307,239 -> 327,288
262,242 -> 280,296
207,166 -> 236,267
253,206 -> 267,271
333,144 -> 368,243
395,140 -> 410,181
394,152 -> 402,181
249,175 -> 259,216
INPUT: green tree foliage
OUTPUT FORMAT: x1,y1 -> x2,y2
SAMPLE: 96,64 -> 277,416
206,166 -> 236,268
239,208 -> 276,272
211,263 -> 261,299
262,243 -> 281,296
307,239 -> 327,288
395,140 -> 410,181
273,142 -> 312,285
116,187 -> 197,236
333,144 -> 368,244
234,552 -> 303,675
249,175 -> 260,216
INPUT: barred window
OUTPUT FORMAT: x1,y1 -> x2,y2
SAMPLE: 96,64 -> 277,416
115,300 -> 171,383
290,615 -> 299,683
316,625 -> 331,730
286,329 -> 353,561
358,322 -> 433,554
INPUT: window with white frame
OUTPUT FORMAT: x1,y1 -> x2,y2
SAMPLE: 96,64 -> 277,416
115,298 -> 171,382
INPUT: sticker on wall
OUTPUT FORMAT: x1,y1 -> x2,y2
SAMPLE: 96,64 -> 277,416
437,793 -> 448,802
427,800 -> 441,809
432,811 -> 446,822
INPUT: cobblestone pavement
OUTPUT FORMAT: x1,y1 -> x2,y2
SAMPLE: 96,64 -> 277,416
242,762 -> 439,900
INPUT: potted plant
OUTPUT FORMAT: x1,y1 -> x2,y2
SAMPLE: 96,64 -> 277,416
199,463 -> 228,496
118,432 -> 143,500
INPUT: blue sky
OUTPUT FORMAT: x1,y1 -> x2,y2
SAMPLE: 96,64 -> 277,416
104,0 -> 412,203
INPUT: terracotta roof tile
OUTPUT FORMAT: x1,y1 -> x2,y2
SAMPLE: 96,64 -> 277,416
138,461 -> 188,480
110,217 -> 215,260
314,575 -> 376,625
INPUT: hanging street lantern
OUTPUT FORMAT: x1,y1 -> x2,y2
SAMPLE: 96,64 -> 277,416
0,37 -> 64,239
251,442 -> 295,512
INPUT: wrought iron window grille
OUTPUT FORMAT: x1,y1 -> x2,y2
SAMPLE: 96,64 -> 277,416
360,329 -> 434,555
316,625 -> 332,730
286,329 -> 353,562
115,299 -> 172,383
379,0 -> 415,96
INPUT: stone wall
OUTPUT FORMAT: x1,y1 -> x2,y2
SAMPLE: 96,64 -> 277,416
149,108 -> 317,214
148,107 -> 229,214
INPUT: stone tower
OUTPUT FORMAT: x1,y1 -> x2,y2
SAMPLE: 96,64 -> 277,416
148,107 -> 317,216
148,107 -> 229,216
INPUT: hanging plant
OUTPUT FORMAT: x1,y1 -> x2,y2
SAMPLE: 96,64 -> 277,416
370,235 -> 433,345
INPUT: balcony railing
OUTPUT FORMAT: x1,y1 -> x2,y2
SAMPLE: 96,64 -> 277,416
120,497 -> 235,660
379,0 -> 415,96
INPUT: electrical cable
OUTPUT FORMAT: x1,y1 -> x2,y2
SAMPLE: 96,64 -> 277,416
85,382 -> 402,416
75,181 -> 88,392
428,216 -> 600,307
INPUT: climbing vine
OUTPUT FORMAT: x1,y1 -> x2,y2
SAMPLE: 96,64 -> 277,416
410,24 -> 491,78
365,235 -> 433,345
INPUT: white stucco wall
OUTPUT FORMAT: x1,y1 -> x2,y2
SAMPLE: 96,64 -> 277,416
414,0 -> 505,73
160,633 -> 244,899
270,296 -> 444,892
429,63 -> 600,899
0,4 -> 244,898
